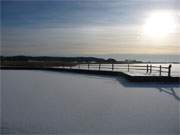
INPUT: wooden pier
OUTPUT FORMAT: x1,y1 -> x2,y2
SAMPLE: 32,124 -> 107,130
73,63 -> 173,77
1,63 -> 180,83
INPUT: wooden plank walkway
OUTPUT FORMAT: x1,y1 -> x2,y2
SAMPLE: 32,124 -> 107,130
1,64 -> 180,83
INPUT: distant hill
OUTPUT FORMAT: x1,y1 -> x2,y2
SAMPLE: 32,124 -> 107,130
0,56 -> 106,63
0,56 -> 142,64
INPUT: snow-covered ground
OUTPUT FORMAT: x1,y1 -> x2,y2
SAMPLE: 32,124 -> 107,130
1,70 -> 180,134
68,63 -> 180,77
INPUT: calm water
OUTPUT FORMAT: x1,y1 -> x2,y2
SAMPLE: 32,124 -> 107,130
1,70 -> 180,134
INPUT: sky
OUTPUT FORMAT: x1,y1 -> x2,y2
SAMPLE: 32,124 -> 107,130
1,0 -> 180,56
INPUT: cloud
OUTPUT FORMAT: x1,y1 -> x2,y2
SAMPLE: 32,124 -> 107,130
2,0 -> 180,56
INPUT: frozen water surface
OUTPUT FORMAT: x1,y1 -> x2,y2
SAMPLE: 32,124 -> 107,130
1,70 -> 180,135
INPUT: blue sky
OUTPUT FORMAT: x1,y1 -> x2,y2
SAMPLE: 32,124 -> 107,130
1,0 -> 180,56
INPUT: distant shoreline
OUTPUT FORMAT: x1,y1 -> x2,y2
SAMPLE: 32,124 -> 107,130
1,56 -> 180,66
0,55 -> 141,68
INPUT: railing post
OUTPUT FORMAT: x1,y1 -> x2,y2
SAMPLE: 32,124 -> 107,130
128,64 -> 130,72
112,63 -> 114,71
168,64 -> 172,77
150,65 -> 152,73
99,64 -> 101,70
146,65 -> 149,73
159,65 -> 162,76
88,63 -> 90,70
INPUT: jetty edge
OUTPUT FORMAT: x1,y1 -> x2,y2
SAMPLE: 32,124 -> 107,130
1,66 -> 180,84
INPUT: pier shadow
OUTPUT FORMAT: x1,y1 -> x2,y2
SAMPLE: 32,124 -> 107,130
115,77 -> 180,101
158,88 -> 180,101
41,69 -> 180,101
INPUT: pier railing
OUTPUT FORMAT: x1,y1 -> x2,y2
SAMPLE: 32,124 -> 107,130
60,63 -> 172,77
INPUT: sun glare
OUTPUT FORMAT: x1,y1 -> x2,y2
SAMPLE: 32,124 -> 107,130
143,11 -> 177,39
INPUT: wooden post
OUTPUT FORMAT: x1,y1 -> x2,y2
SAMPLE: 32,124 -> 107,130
88,63 -> 90,70
159,65 -> 162,76
112,63 -> 114,71
99,64 -> 101,70
146,65 -> 149,73
150,65 -> 152,73
128,64 -> 130,72
168,64 -> 172,77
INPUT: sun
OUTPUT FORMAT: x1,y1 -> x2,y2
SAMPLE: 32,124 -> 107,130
143,11 -> 177,39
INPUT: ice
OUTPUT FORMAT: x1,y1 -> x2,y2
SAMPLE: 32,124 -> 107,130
1,70 -> 180,134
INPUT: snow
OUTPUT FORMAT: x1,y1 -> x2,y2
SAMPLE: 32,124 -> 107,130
64,63 -> 180,77
1,70 -> 180,134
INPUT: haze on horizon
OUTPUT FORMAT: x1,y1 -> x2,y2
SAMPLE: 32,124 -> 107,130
1,0 -> 180,56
